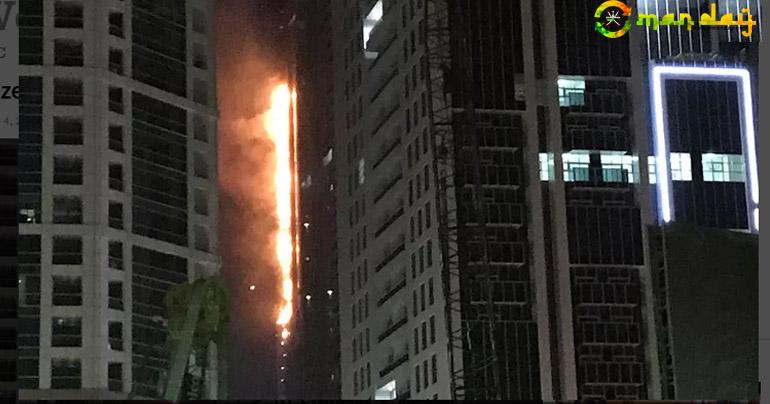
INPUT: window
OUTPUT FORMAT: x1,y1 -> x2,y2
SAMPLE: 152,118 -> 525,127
539,153 -> 555,181
649,156 -> 657,184
420,284 -> 426,311
194,79 -> 208,105
54,78 -> 83,105
52,317 -> 81,347
53,196 -> 82,224
375,380 -> 397,400
109,125 -> 124,152
426,241 -> 433,266
423,359 -> 429,388
193,8 -> 207,34
702,153 -> 746,182
362,0 -> 383,58
109,87 -> 124,114
108,12 -> 124,37
54,156 -> 82,185
54,116 -> 83,145
109,322 -> 123,351
413,328 -> 419,355
431,355 -> 437,384
558,76 -> 586,107
425,202 -> 431,228
54,1 -> 83,28
109,48 -> 124,75
108,241 -> 123,270
429,315 -> 436,344
194,115 -> 208,142
108,363 -> 123,392
54,39 -> 83,66
563,151 -> 590,182
52,276 -> 82,306
194,152 -> 209,178
421,322 -> 427,350
193,43 -> 207,69
601,153 -> 639,183
109,202 -> 123,229
412,290 -> 418,317
670,153 -> 693,181
51,358 -> 81,389
109,164 -> 123,191
424,165 -> 430,191
108,282 -> 123,310
194,188 -> 209,215
415,366 -> 421,393
428,278 -> 434,305
52,236 -> 82,265
195,225 -> 210,252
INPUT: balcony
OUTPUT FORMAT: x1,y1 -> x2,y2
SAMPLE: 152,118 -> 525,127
379,352 -> 409,378
374,240 -> 405,273
373,171 -> 402,205
378,315 -> 407,343
377,277 -> 406,307
374,206 -> 404,238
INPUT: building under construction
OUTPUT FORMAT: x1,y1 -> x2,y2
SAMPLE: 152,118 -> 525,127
331,0 -> 758,400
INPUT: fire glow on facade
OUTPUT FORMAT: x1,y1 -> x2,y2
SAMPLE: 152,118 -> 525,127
265,83 -> 300,341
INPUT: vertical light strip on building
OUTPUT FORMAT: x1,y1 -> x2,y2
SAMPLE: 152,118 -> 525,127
651,65 -> 759,231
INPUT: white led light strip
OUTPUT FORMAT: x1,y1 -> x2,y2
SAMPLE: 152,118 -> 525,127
650,65 -> 759,232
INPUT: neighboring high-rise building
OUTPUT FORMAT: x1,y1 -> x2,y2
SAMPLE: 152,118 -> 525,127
287,0 -> 342,399
0,139 -> 17,401
331,0 -> 758,401
18,0 -> 220,399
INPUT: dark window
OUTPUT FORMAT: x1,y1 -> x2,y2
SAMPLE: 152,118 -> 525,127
132,0 -> 187,96
53,116 -> 83,145
53,196 -> 82,224
52,236 -> 82,265
20,0 -> 44,65
109,322 -> 123,351
193,115 -> 208,142
109,164 -> 124,191
192,8 -> 206,33
51,359 -> 81,389
54,78 -> 83,105
109,282 -> 124,310
54,39 -> 84,66
109,12 -> 124,37
108,363 -> 123,392
109,241 -> 124,270
54,1 -> 83,28
109,202 -> 124,229
109,87 -> 124,114
109,125 -> 124,152
53,156 -> 82,185
109,48 -> 124,75
193,43 -> 207,69
52,276 -> 82,306
51,317 -> 82,347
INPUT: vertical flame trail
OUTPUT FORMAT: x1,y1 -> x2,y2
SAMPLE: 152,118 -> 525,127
265,83 -> 298,341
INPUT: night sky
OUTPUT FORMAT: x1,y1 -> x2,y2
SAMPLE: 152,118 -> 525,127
215,0 -> 295,399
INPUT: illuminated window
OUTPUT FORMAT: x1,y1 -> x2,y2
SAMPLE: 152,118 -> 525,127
362,0 -> 384,59
563,151 -> 590,182
670,153 -> 692,181
359,158 -> 366,185
600,153 -> 639,183
558,76 -> 586,107
702,153 -> 745,182
538,153 -> 555,181
649,156 -> 657,184
374,380 -> 396,400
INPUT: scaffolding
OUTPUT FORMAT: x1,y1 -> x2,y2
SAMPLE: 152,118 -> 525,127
423,0 -> 500,400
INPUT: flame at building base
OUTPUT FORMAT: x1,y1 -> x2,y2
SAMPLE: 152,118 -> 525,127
265,83 -> 300,343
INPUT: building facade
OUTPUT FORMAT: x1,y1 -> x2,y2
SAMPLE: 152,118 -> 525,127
18,0 -> 220,399
332,0 -> 757,400
286,0 -> 342,399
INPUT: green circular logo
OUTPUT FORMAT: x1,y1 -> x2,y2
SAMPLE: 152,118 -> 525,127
595,0 -> 633,38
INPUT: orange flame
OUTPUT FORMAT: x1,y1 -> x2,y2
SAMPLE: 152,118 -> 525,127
265,83 -> 296,340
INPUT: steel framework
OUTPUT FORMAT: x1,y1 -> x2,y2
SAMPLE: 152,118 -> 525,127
423,0 -> 500,399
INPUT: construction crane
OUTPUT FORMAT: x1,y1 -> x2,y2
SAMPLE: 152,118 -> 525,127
162,275 -> 230,401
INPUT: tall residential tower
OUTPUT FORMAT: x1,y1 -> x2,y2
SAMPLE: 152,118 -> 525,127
18,0 -> 220,399
332,0 -> 758,400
